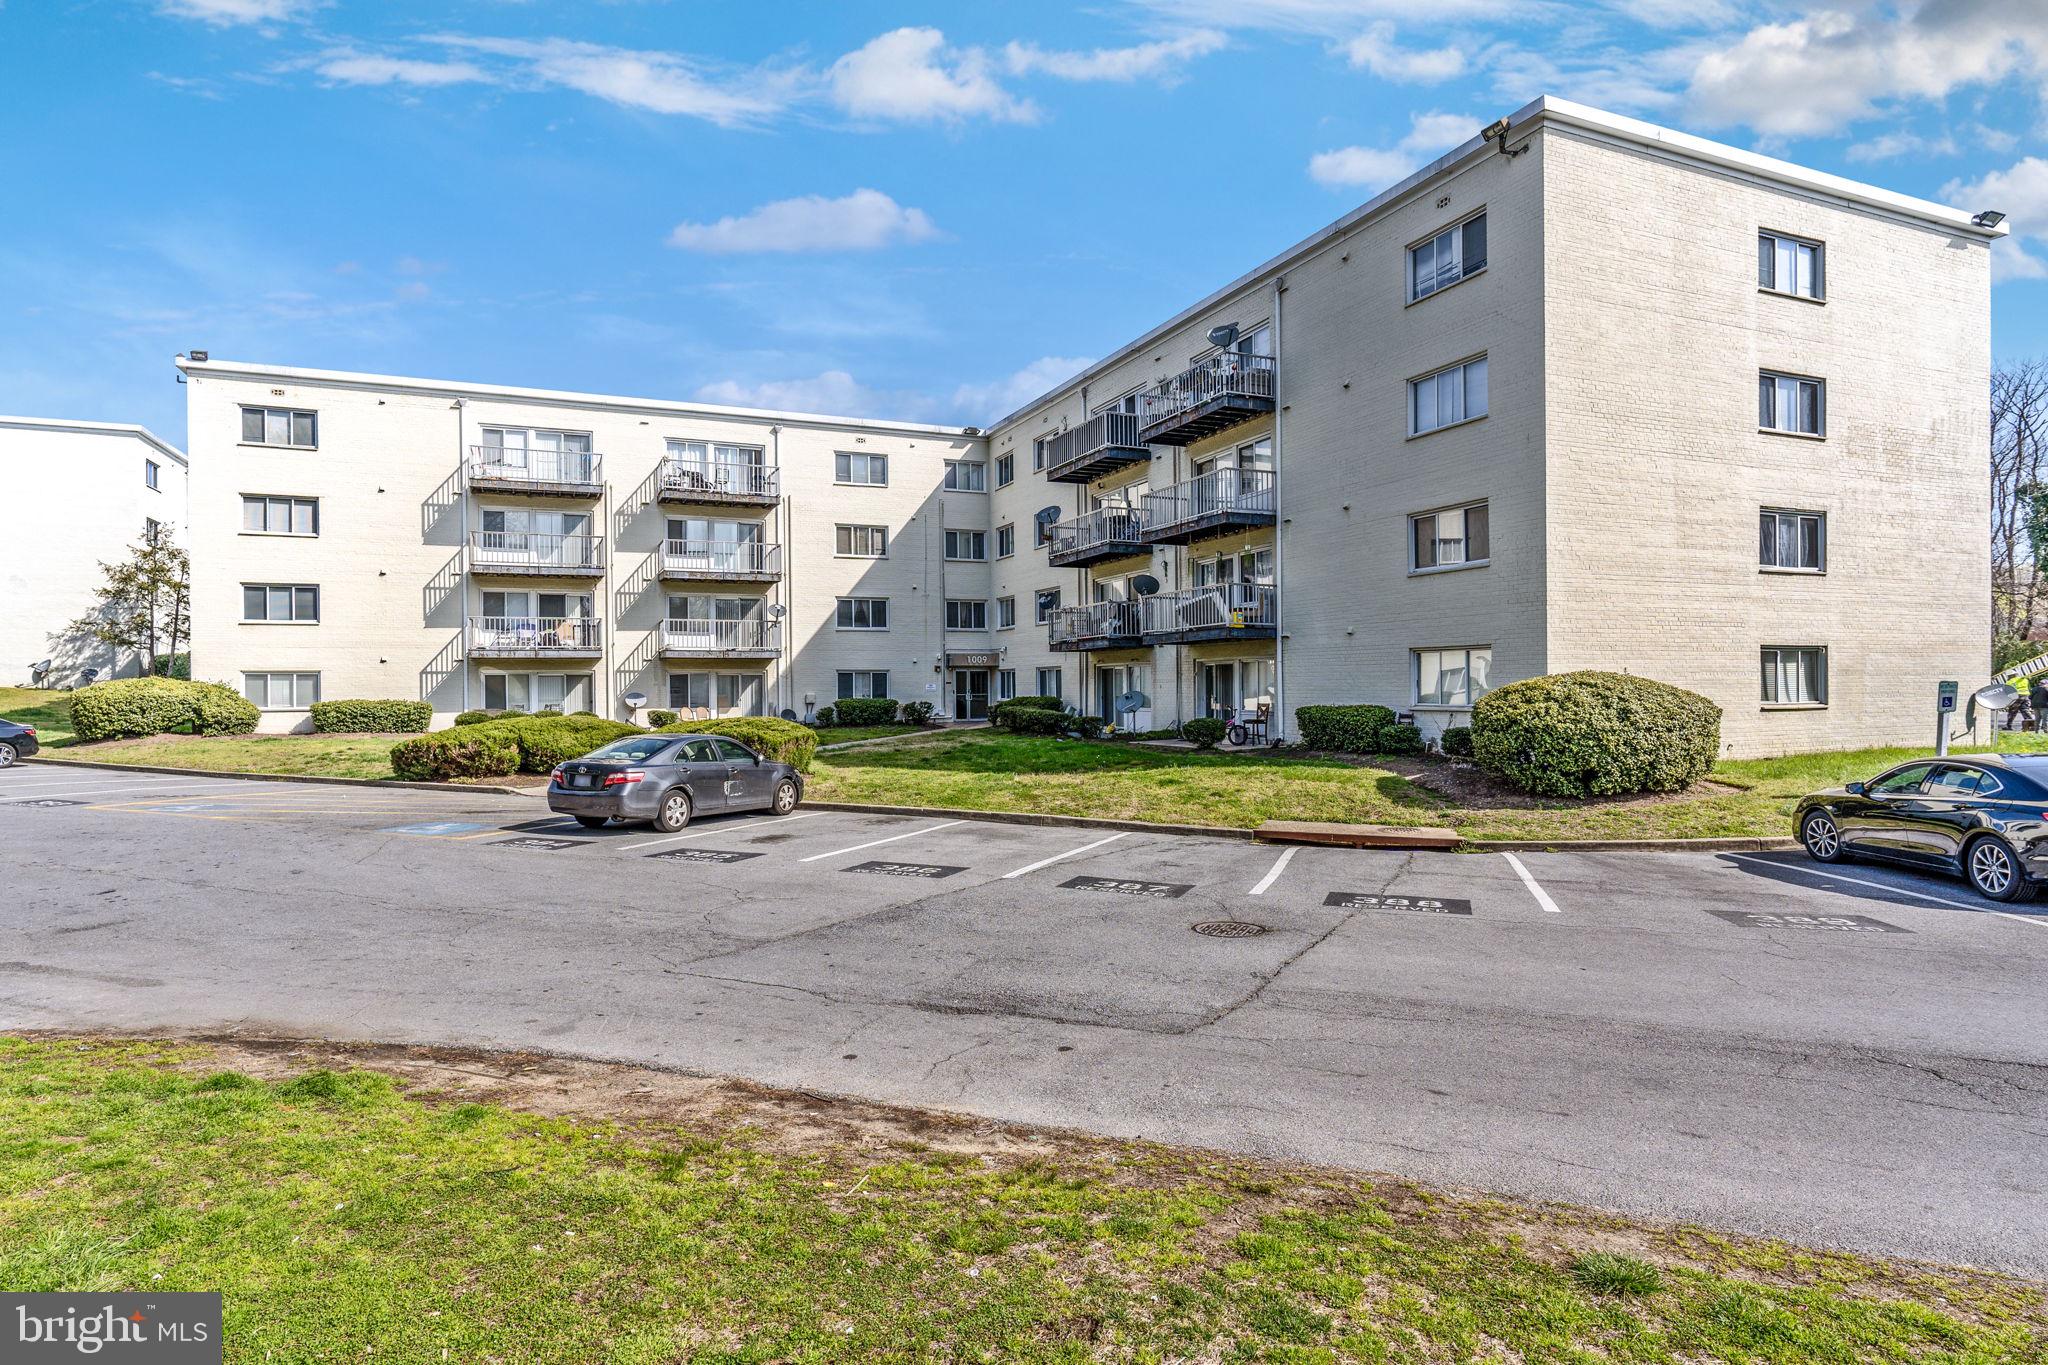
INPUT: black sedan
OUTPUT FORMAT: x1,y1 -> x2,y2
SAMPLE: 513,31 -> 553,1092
547,733 -> 802,831
0,719 -> 39,768
1794,755 -> 2048,902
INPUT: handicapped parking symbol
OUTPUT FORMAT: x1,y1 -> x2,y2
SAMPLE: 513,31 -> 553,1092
381,821 -> 490,837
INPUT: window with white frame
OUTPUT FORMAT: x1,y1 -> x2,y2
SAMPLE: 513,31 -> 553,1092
1035,588 -> 1061,623
944,529 -> 986,561
242,583 -> 319,623
1036,666 -> 1062,698
144,459 -> 160,490
241,406 -> 318,448
997,669 -> 1017,701
996,596 -> 1016,629
243,672 -> 319,709
996,453 -> 1015,486
1033,436 -> 1048,471
836,597 -> 888,630
1758,231 -> 1824,300
1410,501 -> 1489,572
1759,509 -> 1825,572
243,495 -> 318,536
835,524 -> 887,557
1409,357 -> 1488,435
836,670 -> 891,700
487,672 -> 592,714
1762,646 -> 1827,705
1408,211 -> 1487,302
1759,371 -> 1825,436
944,460 -> 986,492
996,523 -> 1015,558
667,672 -> 759,716
144,517 -> 162,543
945,599 -> 988,630
1415,646 -> 1491,707
834,451 -> 888,486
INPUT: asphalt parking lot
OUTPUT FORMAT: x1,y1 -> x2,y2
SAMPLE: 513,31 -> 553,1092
4,763 -> 2047,1272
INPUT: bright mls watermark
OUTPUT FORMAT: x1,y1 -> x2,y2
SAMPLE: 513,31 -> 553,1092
5,1294 -> 220,1362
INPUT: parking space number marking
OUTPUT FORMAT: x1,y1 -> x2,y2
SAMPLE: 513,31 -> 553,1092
1324,892 -> 1473,915
1061,875 -> 1191,899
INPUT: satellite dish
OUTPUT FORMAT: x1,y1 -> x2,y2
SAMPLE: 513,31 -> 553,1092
769,603 -> 787,618
30,660 -> 51,682
779,707 -> 798,721
1206,323 -> 1240,351
622,691 -> 648,709
1115,690 -> 1148,715
1977,683 -> 2022,711
1130,574 -> 1161,596
1034,505 -> 1062,528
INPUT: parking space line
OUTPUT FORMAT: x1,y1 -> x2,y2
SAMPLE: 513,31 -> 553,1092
1,780 -> 266,801
800,819 -> 964,863
1726,854 -> 2048,927
1501,852 -> 1562,914
1248,845 -> 1298,895
623,812 -> 815,851
999,831 -> 1129,880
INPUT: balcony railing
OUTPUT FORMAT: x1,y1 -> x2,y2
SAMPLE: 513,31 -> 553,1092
658,458 -> 780,504
1047,505 -> 1148,567
659,617 -> 782,655
1043,410 -> 1151,484
1142,467 -> 1276,544
660,539 -> 782,578
466,616 -> 603,655
1048,600 -> 1142,650
1140,583 -> 1276,642
466,446 -> 603,491
1135,353 -> 1276,446
468,531 -> 606,574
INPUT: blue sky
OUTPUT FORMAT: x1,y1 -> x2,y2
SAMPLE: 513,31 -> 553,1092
2,0 -> 2043,445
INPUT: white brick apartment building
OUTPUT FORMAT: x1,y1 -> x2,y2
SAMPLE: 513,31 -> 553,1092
1,416 -> 188,688
181,97 -> 2005,755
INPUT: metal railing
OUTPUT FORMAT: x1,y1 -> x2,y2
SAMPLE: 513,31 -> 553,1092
661,539 -> 782,575
1044,410 -> 1146,476
1048,600 -> 1141,647
1143,467 -> 1275,532
660,617 -> 782,652
1141,583 -> 1276,636
466,616 -> 603,652
468,531 -> 605,571
1048,505 -> 1147,559
660,458 -> 780,500
1135,354 -> 1276,429
467,445 -> 602,486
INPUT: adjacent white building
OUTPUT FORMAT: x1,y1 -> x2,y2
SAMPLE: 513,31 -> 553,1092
1,416 -> 189,688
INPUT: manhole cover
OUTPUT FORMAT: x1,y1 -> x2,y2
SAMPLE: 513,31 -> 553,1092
1191,920 -> 1266,939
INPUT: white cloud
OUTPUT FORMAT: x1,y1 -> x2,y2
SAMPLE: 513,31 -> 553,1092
694,370 -> 905,418
952,356 -> 1095,417
1002,30 -> 1227,82
829,27 -> 1036,123
1125,0 -> 1517,32
1945,156 -> 2048,282
429,34 -> 796,127
313,51 -> 488,89
1341,22 -> 1465,82
158,0 -> 315,24
1309,109 -> 1478,189
1844,128 -> 1958,163
667,189 -> 942,254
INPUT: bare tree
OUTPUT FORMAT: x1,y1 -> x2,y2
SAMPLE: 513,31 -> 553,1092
1992,359 -> 2048,665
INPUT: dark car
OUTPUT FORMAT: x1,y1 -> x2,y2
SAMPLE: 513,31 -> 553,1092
0,720 -> 40,768
1794,755 -> 2048,902
547,733 -> 802,831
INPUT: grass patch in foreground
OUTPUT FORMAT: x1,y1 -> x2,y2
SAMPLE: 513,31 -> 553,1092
811,723 -> 931,746
43,732 -> 403,779
0,685 -> 78,746
2,1036 -> 2042,1363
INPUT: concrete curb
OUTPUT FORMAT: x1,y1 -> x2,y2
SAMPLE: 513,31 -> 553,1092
1466,836 -> 1801,853
20,755 -> 534,797
801,801 -> 1256,841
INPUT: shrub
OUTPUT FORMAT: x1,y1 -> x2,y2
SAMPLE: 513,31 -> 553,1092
661,716 -> 818,773
451,710 -> 494,727
1376,722 -> 1425,756
69,677 -> 259,741
1571,1253 -> 1663,1297
1003,707 -> 1069,737
1471,670 -> 1721,798
310,698 -> 433,734
1068,714 -> 1106,740
814,705 -> 836,727
901,700 -> 935,725
1438,725 -> 1475,758
149,653 -> 192,680
1181,717 -> 1226,748
502,716 -> 641,772
991,696 -> 1064,730
645,709 -> 679,729
832,697 -> 899,726
570,710 -> 598,718
389,727 -> 521,782
1296,704 -> 1396,753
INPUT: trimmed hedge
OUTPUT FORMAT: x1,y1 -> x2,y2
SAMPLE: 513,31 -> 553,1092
830,697 -> 899,726
505,716 -> 642,771
1003,707 -> 1069,737
814,705 -> 836,727
991,696 -> 1064,730
901,700 -> 935,725
659,716 -> 818,773
1377,722 -> 1425,756
388,714 -> 639,782
1296,704 -> 1397,753
451,710 -> 493,727
1181,717 -> 1226,748
645,709 -> 679,728
310,698 -> 433,734
70,678 -> 260,742
1471,670 -> 1721,798
1439,725 -> 1475,758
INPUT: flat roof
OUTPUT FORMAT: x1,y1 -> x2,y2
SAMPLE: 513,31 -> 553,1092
0,414 -> 188,465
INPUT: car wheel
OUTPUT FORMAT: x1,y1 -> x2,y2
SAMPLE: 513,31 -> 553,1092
574,815 -> 609,830
0,741 -> 15,769
1964,835 -> 2036,903
1800,810 -> 1845,863
653,788 -> 692,833
771,778 -> 799,815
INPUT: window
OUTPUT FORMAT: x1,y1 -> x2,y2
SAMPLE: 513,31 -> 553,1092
997,669 -> 1017,702
1924,765 -> 1989,799
837,670 -> 890,700
144,518 -> 162,543
1411,501 -> 1490,572
1415,646 -> 1491,707
1761,646 -> 1827,705
487,672 -> 593,713
243,672 -> 319,709
945,599 -> 988,630
1033,436 -> 1048,472
1759,509 -> 1825,572
242,583 -> 319,623
242,495 -> 318,536
1034,514 -> 1053,548
944,530 -> 987,561
996,523 -> 1015,558
996,453 -> 1015,487
835,451 -> 888,486
666,672 -> 759,717
836,597 -> 888,630
944,460 -> 986,492
1760,372 -> 1825,436
241,406 -> 317,448
1408,212 -> 1488,302
1866,762 -> 1934,795
1036,666 -> 1062,698
836,524 -> 887,557
1409,357 -> 1488,435
144,459 -> 160,490
1758,231 -> 1824,300
1034,589 -> 1061,624
996,596 -> 1016,630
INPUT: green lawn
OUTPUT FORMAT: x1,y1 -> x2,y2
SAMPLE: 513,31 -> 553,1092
811,724 -> 933,747
0,685 -> 78,746
37,732 -> 407,780
3,1037 -> 2039,1363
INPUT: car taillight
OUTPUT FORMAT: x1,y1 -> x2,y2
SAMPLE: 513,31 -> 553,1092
20,727 -> 33,737
548,767 -> 564,785
604,770 -> 645,786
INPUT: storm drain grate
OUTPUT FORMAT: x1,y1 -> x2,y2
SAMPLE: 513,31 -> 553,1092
1191,920 -> 1267,939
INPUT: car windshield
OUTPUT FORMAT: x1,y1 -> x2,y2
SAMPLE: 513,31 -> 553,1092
588,737 -> 675,763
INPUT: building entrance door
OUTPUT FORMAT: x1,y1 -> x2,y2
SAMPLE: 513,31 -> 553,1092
953,669 -> 990,720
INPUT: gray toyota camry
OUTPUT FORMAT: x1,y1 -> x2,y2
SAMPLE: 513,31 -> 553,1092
547,733 -> 803,831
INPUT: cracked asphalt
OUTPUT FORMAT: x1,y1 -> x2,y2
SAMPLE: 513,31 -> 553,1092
4,764 -> 2047,1272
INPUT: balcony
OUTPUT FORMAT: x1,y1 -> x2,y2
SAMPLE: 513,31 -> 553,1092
1048,600 -> 1141,651
656,458 -> 781,508
468,531 -> 606,578
1047,505 -> 1148,568
658,617 -> 781,659
1044,411 -> 1151,484
1135,354 -> 1276,447
466,447 -> 604,498
1140,583 -> 1276,645
466,616 -> 603,659
1142,468 -> 1276,546
658,539 -> 782,583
